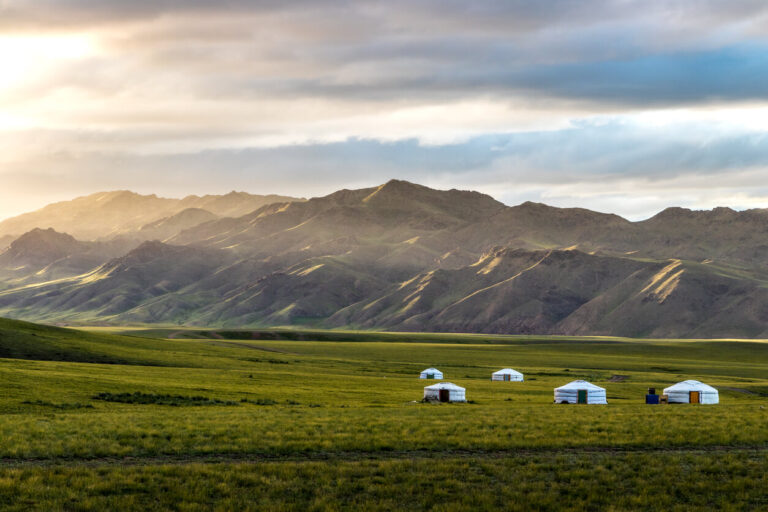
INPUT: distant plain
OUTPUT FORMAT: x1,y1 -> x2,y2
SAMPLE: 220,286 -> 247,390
1,318 -> 766,510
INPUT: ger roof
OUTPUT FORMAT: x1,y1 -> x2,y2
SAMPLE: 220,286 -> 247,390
493,368 -> 523,375
663,380 -> 717,393
555,380 -> 605,391
424,382 -> 465,391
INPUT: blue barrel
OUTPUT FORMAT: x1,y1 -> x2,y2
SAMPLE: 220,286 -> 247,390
645,394 -> 660,404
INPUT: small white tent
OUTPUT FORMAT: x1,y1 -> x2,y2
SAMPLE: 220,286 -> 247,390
419,368 -> 443,379
491,368 -> 524,381
423,382 -> 466,403
663,380 -> 719,404
554,380 -> 607,404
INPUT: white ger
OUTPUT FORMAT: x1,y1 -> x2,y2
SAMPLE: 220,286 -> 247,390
663,380 -> 719,404
419,368 -> 443,379
554,380 -> 607,404
491,368 -> 524,381
423,382 -> 466,403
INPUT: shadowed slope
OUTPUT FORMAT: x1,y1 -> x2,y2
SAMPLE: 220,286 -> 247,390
0,241 -> 236,324
329,248 -> 768,338
0,229 -> 83,270
0,228 -> 139,284
330,248 -> 652,333
0,317 -> 152,364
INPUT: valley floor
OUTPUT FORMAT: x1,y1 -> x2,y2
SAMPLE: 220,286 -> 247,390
0,321 -> 767,510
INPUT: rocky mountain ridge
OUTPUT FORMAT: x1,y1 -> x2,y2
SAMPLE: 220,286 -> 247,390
1,180 -> 767,337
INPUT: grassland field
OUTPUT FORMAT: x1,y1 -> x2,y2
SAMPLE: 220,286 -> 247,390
0,318 -> 767,510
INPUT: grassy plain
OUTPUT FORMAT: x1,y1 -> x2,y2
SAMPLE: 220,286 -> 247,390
1,318 -> 767,510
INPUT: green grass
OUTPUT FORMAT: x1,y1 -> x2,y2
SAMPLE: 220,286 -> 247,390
1,318 -> 767,509
1,451 -> 766,511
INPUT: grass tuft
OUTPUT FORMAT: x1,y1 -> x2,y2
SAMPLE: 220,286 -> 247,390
239,398 -> 278,406
20,400 -> 94,410
92,392 -> 238,407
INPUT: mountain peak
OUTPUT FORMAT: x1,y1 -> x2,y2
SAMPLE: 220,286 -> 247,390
518,200 -> 547,208
383,178 -> 418,189
0,228 -> 83,267
126,240 -> 175,258
651,207 -> 691,219
646,206 -> 742,223
361,180 -> 504,214
9,228 -> 79,250
362,179 -> 427,202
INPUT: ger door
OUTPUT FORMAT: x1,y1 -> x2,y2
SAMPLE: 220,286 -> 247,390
577,389 -> 588,404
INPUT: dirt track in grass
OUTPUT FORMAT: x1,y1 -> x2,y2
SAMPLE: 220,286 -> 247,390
202,339 -> 299,354
2,445 -> 766,469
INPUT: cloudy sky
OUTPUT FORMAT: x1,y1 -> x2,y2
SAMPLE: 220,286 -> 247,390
1,1 -> 768,220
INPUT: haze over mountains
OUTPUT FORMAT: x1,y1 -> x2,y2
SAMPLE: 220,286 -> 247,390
1,180 -> 768,338
0,190 -> 303,242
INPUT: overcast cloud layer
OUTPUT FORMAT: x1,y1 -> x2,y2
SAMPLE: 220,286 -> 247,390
1,0 -> 768,220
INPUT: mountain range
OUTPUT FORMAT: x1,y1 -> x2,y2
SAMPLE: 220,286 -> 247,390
1,180 -> 767,338
0,190 -> 302,242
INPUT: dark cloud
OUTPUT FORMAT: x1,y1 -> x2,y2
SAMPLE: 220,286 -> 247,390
515,46 -> 768,105
3,1 -> 766,32
4,0 -> 768,137
219,44 -> 766,107
5,1 -> 767,107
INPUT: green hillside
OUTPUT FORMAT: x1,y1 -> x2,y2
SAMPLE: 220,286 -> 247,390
0,317 -> 139,364
0,317 -> 257,368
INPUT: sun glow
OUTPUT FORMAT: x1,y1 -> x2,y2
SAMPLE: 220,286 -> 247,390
0,34 -> 96,90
